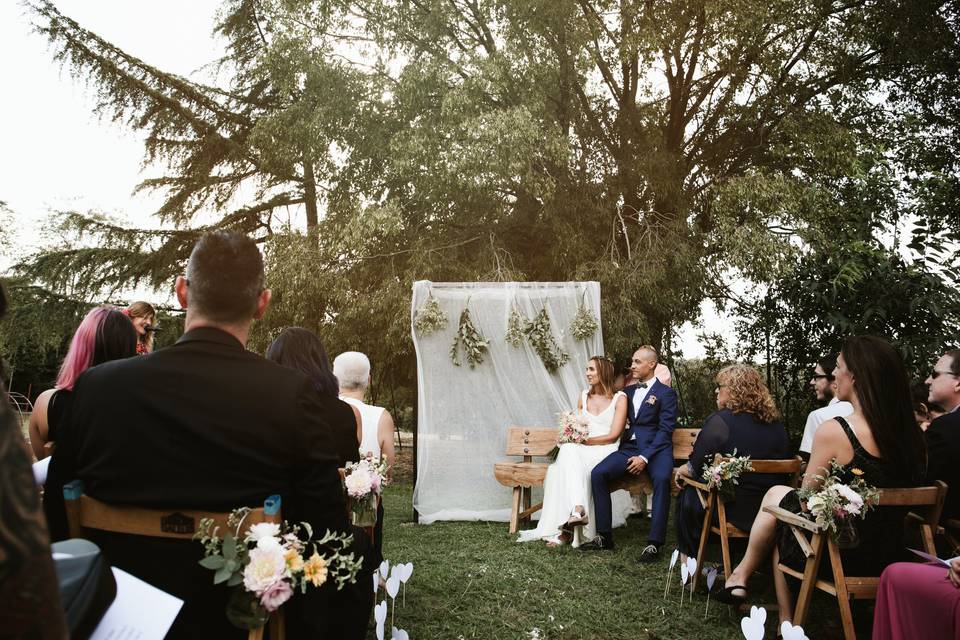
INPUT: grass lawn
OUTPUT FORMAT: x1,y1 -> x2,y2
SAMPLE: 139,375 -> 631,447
373,481 -> 855,640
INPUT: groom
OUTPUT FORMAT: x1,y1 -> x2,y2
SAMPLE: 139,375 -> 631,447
585,345 -> 677,561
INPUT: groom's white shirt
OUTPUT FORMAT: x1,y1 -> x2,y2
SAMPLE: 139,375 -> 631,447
632,375 -> 659,463
632,375 -> 658,418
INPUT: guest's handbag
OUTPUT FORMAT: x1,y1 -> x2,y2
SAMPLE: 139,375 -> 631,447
51,538 -> 117,639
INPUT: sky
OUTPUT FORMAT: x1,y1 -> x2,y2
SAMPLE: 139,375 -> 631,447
0,1 -> 731,358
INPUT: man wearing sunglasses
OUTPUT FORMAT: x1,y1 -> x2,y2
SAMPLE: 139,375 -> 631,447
925,350 -> 960,527
797,353 -> 853,461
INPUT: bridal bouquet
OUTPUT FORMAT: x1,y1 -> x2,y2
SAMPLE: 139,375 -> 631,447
195,510 -> 360,629
343,452 -> 390,527
797,460 -> 880,546
702,451 -> 753,501
547,410 -> 590,460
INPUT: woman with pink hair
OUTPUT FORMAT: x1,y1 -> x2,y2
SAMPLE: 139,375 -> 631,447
28,307 -> 137,459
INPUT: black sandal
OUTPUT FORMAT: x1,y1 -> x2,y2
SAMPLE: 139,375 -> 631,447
714,584 -> 749,605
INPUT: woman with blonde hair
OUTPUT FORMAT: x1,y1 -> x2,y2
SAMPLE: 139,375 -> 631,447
517,356 -> 633,547
673,364 -> 790,559
123,301 -> 156,354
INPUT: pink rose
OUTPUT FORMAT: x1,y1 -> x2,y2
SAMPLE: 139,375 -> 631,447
259,579 -> 293,612
371,473 -> 382,493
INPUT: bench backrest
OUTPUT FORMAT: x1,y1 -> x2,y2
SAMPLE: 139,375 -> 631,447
505,426 -> 701,460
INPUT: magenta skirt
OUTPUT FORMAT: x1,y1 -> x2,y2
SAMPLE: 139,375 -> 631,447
873,562 -> 960,639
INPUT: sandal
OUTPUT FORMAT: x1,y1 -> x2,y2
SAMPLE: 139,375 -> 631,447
714,584 -> 749,605
565,507 -> 589,527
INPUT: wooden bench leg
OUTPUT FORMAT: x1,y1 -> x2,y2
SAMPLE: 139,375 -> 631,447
509,486 -> 521,533
522,486 -> 532,524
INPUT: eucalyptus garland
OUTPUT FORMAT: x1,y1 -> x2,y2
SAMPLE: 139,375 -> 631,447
414,294 -> 448,335
524,309 -> 570,372
449,306 -> 489,368
505,307 -> 526,348
569,300 -> 599,341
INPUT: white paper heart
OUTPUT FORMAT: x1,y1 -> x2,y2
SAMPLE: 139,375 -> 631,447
680,564 -> 689,584
398,562 -> 414,583
740,606 -> 767,640
706,567 -> 718,591
780,621 -> 809,640
379,560 -> 391,581
374,600 -> 387,640
386,574 -> 401,599
686,557 -> 697,577
373,572 -> 380,594
669,549 -> 679,569
392,627 -> 409,640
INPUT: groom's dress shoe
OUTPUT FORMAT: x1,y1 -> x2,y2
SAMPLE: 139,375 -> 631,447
638,543 -> 661,562
579,534 -> 614,551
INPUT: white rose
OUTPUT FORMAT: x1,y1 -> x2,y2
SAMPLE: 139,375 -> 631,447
836,484 -> 863,506
243,543 -> 286,595
806,495 -> 825,514
257,535 -> 282,551
345,468 -> 373,498
246,522 -> 281,543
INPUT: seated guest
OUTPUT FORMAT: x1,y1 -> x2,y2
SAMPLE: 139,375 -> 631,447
924,349 -> 960,524
718,336 -> 925,632
911,382 -> 934,430
123,301 -> 157,354
267,327 -> 361,466
673,365 -> 790,559
798,353 -> 852,460
334,351 -> 398,551
0,281 -> 69,637
44,231 -> 373,639
873,559 -> 960,639
28,306 -> 137,460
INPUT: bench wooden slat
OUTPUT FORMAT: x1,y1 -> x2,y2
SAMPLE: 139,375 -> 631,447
505,427 -> 558,457
494,462 -> 549,488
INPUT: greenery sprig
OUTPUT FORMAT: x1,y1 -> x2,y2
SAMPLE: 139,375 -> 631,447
450,306 -> 488,368
414,294 -> 448,335
524,309 -> 569,372
569,299 -> 599,341
505,307 -> 526,348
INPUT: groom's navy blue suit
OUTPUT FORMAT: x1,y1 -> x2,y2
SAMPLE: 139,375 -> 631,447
591,378 -> 678,546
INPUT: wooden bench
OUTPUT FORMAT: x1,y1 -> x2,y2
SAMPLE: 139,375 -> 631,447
494,426 -> 700,533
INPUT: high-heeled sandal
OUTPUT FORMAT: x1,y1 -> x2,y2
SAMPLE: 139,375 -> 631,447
714,584 -> 749,605
565,507 -> 588,527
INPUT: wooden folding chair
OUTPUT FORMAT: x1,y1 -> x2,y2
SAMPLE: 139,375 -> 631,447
338,468 -> 379,543
63,480 -> 285,640
765,481 -> 947,640
684,455 -> 803,590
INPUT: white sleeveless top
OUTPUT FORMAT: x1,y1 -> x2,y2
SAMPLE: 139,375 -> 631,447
340,396 -> 385,457
580,390 -> 624,437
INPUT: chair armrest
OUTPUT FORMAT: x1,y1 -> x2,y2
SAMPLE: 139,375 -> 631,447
680,477 -> 709,491
762,505 -> 822,534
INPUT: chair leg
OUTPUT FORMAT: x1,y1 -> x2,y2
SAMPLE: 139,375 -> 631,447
269,610 -> 286,640
717,500 -> 733,579
248,625 -> 264,640
920,523 -> 936,555
827,539 -> 857,640
691,493 -> 714,592
509,486 -> 521,533
793,532 -> 825,626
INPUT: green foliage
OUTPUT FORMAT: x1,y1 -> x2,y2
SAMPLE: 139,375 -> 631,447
413,295 -> 448,336
524,309 -> 569,373
449,306 -> 489,369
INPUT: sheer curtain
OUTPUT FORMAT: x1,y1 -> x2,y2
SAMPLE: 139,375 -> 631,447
411,281 -> 603,523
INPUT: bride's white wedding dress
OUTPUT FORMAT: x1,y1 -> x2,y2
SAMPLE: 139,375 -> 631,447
516,390 -> 633,547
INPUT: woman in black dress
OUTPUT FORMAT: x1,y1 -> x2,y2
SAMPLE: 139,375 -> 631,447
717,336 -> 926,630
673,364 -> 790,559
266,327 -> 361,467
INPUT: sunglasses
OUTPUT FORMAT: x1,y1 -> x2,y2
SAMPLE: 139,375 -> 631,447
931,370 -> 959,380
810,374 -> 831,380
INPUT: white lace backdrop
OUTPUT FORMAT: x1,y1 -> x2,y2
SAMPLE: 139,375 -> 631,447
410,281 -> 604,523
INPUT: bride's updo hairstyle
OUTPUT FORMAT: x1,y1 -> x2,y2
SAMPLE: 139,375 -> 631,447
589,356 -> 616,398
715,364 -> 780,423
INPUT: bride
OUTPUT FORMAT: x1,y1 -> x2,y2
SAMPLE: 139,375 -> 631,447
517,356 -> 632,547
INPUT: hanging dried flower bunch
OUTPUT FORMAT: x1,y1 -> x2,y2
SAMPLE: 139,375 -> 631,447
505,307 -> 526,348
450,305 -> 488,368
525,309 -> 569,372
414,294 -> 448,335
569,298 -> 599,341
